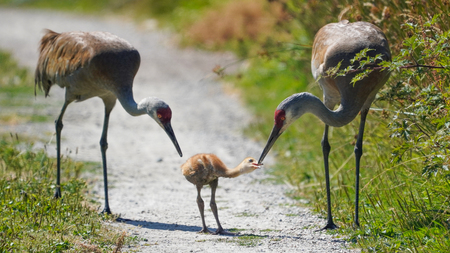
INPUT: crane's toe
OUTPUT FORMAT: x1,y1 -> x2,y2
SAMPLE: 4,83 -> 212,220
53,189 -> 61,199
100,207 -> 112,215
213,228 -> 238,236
198,228 -> 214,234
317,222 -> 339,231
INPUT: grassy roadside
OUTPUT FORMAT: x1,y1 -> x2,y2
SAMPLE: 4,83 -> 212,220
0,51 -> 134,252
226,2 -> 450,252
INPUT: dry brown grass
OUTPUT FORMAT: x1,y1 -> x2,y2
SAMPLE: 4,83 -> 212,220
186,0 -> 288,47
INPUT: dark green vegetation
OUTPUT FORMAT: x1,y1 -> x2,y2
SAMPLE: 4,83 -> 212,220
0,136 -> 131,252
178,1 -> 450,251
225,1 -> 450,252
0,51 -> 50,124
1,0 -> 449,251
0,52 -> 132,252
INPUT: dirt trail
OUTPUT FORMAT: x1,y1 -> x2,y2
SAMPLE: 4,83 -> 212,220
0,8 -> 357,252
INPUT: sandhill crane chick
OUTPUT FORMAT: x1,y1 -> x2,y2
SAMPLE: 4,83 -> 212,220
181,154 -> 261,235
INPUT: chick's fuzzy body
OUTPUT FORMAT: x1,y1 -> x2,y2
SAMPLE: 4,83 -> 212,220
181,154 -> 224,186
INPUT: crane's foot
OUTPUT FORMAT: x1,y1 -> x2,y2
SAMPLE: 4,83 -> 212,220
353,221 -> 360,229
213,228 -> 238,236
198,227 -> 214,234
317,222 -> 339,231
116,217 -> 132,222
100,207 -> 112,215
53,188 -> 61,199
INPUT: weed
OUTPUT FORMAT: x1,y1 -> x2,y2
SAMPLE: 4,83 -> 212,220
235,211 -> 258,217
0,136 -> 130,252
236,234 -> 263,247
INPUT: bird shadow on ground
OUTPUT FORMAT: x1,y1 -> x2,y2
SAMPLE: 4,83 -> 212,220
116,218 -> 309,240
116,217 -> 201,232
116,218 -> 277,238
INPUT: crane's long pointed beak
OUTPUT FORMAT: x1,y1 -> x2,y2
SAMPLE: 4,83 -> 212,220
258,125 -> 282,164
163,123 -> 183,157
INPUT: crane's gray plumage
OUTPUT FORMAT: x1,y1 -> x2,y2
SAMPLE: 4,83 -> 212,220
258,20 -> 391,229
35,29 -> 182,214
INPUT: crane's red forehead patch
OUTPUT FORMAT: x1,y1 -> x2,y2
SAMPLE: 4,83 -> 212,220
156,107 -> 172,124
274,109 -> 286,128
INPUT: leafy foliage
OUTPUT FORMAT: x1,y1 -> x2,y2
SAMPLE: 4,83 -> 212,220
229,0 -> 450,251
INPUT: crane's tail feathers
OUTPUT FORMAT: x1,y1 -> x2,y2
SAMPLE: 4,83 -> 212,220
35,29 -> 92,97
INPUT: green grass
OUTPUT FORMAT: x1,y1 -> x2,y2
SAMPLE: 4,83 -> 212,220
0,136 -> 131,252
215,232 -> 264,247
0,0 -> 113,13
0,51 -> 51,124
226,2 -> 450,252
230,39 -> 450,252
0,51 -> 135,251
0,0 -> 225,30
235,211 -> 258,218
235,234 -> 263,247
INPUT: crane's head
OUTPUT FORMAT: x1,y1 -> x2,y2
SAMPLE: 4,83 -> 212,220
258,108 -> 288,164
258,93 -> 307,164
239,157 -> 262,174
139,97 -> 183,157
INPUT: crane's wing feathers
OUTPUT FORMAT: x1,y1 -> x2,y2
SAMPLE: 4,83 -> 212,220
35,29 -> 93,96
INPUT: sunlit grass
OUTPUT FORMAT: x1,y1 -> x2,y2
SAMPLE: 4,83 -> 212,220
227,16 -> 450,249
0,51 -> 135,251
0,136 -> 131,252
0,51 -> 51,124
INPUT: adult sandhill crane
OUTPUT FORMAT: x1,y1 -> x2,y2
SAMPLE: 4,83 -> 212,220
258,20 -> 391,229
35,29 -> 183,214
181,154 -> 261,235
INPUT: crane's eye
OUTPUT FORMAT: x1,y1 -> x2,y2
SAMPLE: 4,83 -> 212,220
274,109 -> 286,127
156,107 -> 172,124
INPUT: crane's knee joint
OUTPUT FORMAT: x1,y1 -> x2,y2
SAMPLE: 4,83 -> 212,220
321,139 -> 331,154
354,146 -> 363,158
100,139 -> 108,151
55,119 -> 63,132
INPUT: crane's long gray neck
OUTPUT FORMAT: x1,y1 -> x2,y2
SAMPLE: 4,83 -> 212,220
117,94 -> 147,116
283,93 -> 360,127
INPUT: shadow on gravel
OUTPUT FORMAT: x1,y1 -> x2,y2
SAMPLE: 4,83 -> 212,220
116,218 -> 308,240
117,217 -> 202,232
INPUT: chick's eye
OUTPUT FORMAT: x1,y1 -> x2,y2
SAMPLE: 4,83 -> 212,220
248,159 -> 254,163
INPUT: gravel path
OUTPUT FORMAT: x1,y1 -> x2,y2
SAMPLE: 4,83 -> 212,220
0,8 -> 357,252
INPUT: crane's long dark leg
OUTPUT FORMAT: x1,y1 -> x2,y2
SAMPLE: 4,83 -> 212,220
354,108 -> 369,228
210,179 -> 236,236
100,106 -> 113,214
196,184 -> 212,234
320,125 -> 338,230
54,100 -> 72,199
